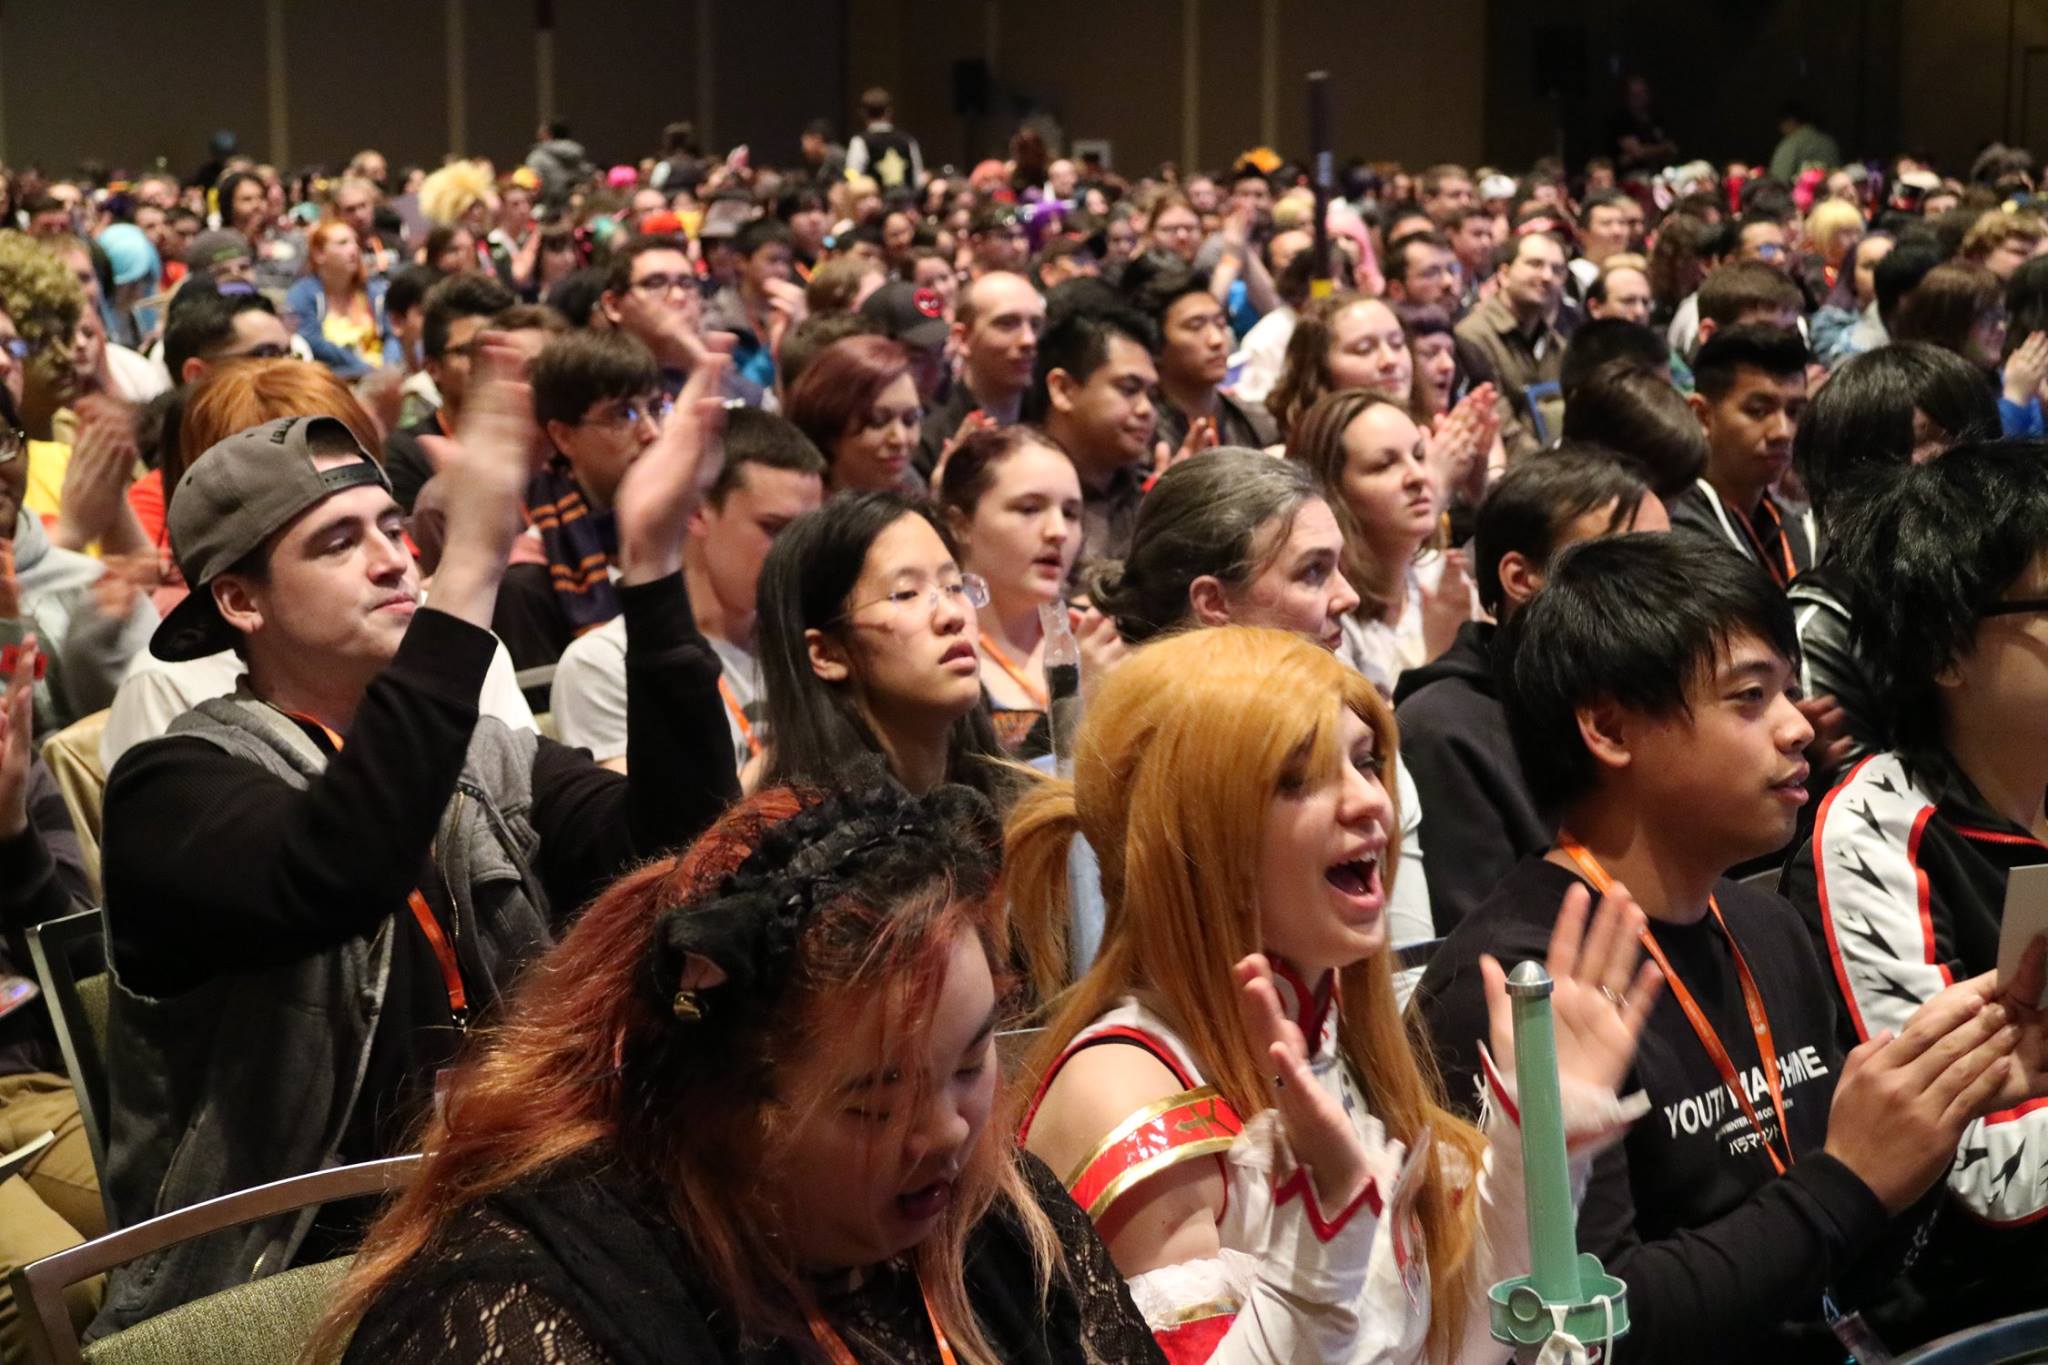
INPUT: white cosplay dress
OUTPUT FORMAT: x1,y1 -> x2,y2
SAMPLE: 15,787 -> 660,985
1020,970 -> 1642,1364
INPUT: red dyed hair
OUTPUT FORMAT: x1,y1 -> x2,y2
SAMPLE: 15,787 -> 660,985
783,333 -> 912,476
309,788 -> 1064,1365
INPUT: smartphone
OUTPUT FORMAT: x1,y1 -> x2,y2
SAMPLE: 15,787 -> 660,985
1998,862 -> 2048,1007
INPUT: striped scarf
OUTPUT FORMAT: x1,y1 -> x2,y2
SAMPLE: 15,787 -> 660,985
525,456 -> 621,636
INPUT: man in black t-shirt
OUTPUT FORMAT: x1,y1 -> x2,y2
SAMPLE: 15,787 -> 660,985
384,273 -> 514,511
1416,533 -> 2048,1362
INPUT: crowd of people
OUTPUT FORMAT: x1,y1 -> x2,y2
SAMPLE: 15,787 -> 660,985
2,79 -> 2048,1364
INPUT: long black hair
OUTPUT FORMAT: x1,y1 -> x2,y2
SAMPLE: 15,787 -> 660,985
756,490 -> 1011,804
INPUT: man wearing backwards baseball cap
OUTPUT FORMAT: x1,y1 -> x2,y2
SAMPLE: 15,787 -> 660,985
87,350 -> 741,1335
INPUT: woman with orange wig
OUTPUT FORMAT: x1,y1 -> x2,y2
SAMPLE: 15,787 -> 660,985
1012,626 -> 1661,1363
314,780 -> 1164,1365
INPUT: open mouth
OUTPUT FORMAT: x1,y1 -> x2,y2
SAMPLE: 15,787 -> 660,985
896,1178 -> 953,1222
940,642 -> 979,671
1325,852 -> 1381,900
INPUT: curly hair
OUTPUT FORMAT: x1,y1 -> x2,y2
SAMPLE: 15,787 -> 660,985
0,230 -> 83,397
418,158 -> 495,227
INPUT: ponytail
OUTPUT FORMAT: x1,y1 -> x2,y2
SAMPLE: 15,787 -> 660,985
1004,776 -> 1084,1006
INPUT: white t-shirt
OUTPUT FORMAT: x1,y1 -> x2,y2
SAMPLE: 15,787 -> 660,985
552,616 -> 759,768
101,638 -> 537,772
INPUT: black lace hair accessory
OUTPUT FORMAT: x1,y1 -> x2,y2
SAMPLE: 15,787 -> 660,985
648,779 -> 1001,1042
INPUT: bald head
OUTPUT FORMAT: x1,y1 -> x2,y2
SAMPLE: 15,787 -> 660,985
954,271 -> 1046,401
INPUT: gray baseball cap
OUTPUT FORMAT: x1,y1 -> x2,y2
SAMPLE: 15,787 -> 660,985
151,415 -> 392,661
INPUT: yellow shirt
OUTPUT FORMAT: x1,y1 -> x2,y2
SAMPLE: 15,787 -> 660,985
321,306 -> 381,369
23,436 -> 69,532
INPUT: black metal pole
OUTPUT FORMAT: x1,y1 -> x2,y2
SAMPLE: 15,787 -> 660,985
1309,69 -> 1333,300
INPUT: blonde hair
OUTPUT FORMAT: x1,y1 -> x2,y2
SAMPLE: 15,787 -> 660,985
1009,625 -> 1487,1361
419,159 -> 495,227
1804,198 -> 1864,261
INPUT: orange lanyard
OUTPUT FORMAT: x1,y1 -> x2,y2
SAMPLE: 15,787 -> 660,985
717,674 -> 762,757
279,709 -> 471,1025
977,632 -> 1049,710
1557,836 -> 1793,1175
1728,496 -> 1796,588
803,1272 -> 957,1365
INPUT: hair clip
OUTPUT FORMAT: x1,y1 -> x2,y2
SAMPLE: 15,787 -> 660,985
670,952 -> 728,1025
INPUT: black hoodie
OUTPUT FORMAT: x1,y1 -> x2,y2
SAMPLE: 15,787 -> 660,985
1393,620 -> 1551,930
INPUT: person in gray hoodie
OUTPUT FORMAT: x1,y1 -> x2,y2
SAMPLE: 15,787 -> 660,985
524,120 -> 594,212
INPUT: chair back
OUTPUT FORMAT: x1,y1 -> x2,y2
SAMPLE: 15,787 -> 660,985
10,1155 -> 420,1365
81,1257 -> 354,1365
39,711 -> 110,903
25,911 -> 113,1227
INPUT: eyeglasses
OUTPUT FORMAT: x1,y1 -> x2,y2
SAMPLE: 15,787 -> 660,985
842,573 -> 990,623
630,272 -> 695,297
223,342 -> 291,362
584,394 -> 674,429
0,338 -> 27,362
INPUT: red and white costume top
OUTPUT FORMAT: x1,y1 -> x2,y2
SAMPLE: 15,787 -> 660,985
1021,973 -> 1643,1365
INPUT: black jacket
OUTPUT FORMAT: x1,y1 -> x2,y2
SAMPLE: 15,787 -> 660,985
1392,620 -> 1549,931
1784,746 -> 2048,1338
1416,857 -> 1910,1363
1787,561 -> 1881,765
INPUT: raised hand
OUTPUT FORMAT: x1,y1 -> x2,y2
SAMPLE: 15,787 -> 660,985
930,409 -> 995,497
1151,416 -> 1217,482
1483,882 -> 1663,1100
613,336 -> 733,585
53,396 -> 139,553
2003,331 -> 2048,406
1235,953 -> 1372,1208
421,338 -> 539,628
1417,548 -> 1474,661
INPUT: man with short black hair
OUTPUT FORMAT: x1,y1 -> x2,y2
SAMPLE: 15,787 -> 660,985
1447,205 -> 1500,310
554,407 -> 827,774
966,202 -> 1029,279
383,273 -> 518,511
1396,446 -> 1665,927
1419,530 -> 2047,1363
1024,302 -> 1158,557
915,271 -> 1043,475
843,86 -> 924,192
600,233 -> 760,404
1786,441 -> 2048,1340
93,362 -> 738,1332
494,330 -> 668,668
160,291 -> 289,384
701,217 -> 801,392
1670,324 -> 1813,589
1569,189 -> 1636,297
1455,231 -> 1569,457
1120,249 -> 1274,452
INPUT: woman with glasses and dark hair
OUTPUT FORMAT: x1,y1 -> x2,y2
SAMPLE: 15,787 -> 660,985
757,491 -> 1011,806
